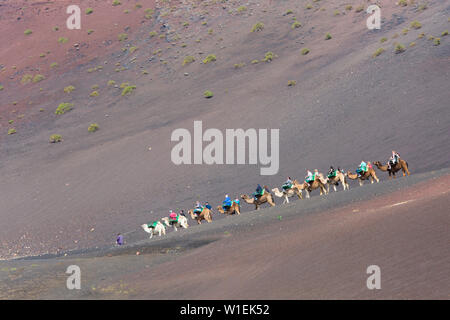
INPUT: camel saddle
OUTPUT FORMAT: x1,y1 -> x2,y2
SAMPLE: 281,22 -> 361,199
148,221 -> 158,229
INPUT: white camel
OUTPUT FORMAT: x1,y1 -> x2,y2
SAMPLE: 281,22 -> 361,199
141,221 -> 166,239
272,186 -> 302,204
161,215 -> 189,231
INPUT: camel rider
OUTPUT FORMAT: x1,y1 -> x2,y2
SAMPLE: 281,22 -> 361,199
234,198 -> 240,206
204,202 -> 212,210
169,210 -> 178,224
179,210 -> 186,217
282,177 -> 293,190
388,150 -> 400,170
223,194 -> 232,209
328,166 -> 337,178
254,184 -> 264,199
357,161 -> 368,177
305,170 -> 314,184
194,201 -> 203,214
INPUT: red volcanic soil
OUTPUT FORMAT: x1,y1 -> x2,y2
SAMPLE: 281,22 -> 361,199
118,173 -> 450,299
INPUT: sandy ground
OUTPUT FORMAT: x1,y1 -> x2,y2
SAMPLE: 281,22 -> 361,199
0,169 -> 448,299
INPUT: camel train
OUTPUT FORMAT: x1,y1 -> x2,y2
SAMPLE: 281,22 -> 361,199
141,155 -> 409,239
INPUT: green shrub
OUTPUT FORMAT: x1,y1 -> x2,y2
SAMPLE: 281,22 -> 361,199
398,0 -> 407,7
86,8 -> 93,14
355,6 -> 364,13
0,85 -> 3,90
305,4 -> 313,9
409,42 -> 416,47
107,80 -> 116,86
53,26 -> 59,31
90,91 -> 99,97
87,29 -> 94,35
88,123 -> 99,132
21,74 -> 33,84
202,54 -> 216,64
50,134 -> 62,143
325,33 -> 332,40
345,5 -> 353,11
237,6 -> 247,13
373,48 -> 385,57
234,63 -> 245,69
149,31 -> 157,37
380,37 -> 388,43
251,59 -> 259,64
121,85 -> 136,96
203,90 -> 214,98
410,21 -> 422,29
8,128 -> 16,135
118,33 -> 128,41
433,38 -> 441,46
55,103 -> 73,115
58,37 -> 68,44
262,51 -> 275,62
64,85 -> 75,93
251,22 -> 264,32
285,9 -> 294,15
301,48 -> 310,55
32,74 -> 45,83
291,22 -> 302,29
24,29 -> 32,35
50,62 -> 58,68
394,43 -> 406,53
442,30 -> 449,36
112,0 -> 121,6
288,80 -> 297,86
129,46 -> 138,53
183,56 -> 195,65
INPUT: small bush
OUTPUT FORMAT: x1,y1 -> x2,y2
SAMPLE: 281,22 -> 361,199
50,62 -> 58,68
325,33 -> 332,40
55,103 -> 73,115
0,85 -> 3,91
380,37 -> 388,43
288,80 -> 296,86
442,30 -> 449,36
183,56 -> 195,65
234,63 -> 245,69
402,28 -> 409,35
86,8 -> 93,14
50,134 -> 62,143
301,48 -> 310,55
118,33 -> 128,41
203,90 -> 214,98
409,42 -> 416,47
345,5 -> 353,11
262,51 -> 275,62
306,4 -> 313,9
394,43 -> 406,53
237,6 -> 247,13
202,54 -> 217,64
285,9 -> 294,15
333,10 -> 341,16
64,85 -> 75,93
251,59 -> 259,64
32,74 -> 45,83
355,6 -> 364,13
107,80 -> 116,86
21,74 -> 33,84
58,37 -> 68,44
417,33 -> 425,39
90,91 -> 99,97
112,0 -> 121,6
251,22 -> 264,32
292,22 -> 302,29
88,123 -> 99,132
410,21 -> 422,29
149,31 -> 157,37
433,38 -> 441,46
121,85 -> 136,96
8,128 -> 16,135
129,46 -> 138,53
53,26 -> 59,31
87,29 -> 94,35
373,48 -> 385,57
24,29 -> 32,35
398,0 -> 407,7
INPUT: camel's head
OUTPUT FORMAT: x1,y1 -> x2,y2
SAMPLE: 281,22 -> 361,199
141,224 -> 147,230
240,194 -> 247,199
373,161 -> 381,166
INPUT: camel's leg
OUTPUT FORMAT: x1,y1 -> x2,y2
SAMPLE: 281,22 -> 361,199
306,190 -> 310,199
162,228 -> 166,236
284,195 -> 289,204
327,184 -> 330,193
359,180 -> 363,186
149,232 -> 153,239
333,185 -> 337,192
174,225 -> 178,232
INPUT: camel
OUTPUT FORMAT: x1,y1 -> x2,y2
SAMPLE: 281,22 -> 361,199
141,221 -> 166,239
346,165 -> 379,186
373,160 -> 410,179
326,170 -> 350,192
161,215 -> 189,231
298,178 -> 328,199
241,186 -> 275,210
188,207 -> 212,224
217,201 -> 241,215
272,180 -> 303,204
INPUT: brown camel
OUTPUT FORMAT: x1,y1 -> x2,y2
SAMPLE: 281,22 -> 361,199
188,208 -> 212,224
326,171 -> 350,192
272,179 -> 303,204
373,160 -> 410,179
346,164 -> 379,186
298,178 -> 328,199
216,201 -> 241,215
241,186 -> 275,210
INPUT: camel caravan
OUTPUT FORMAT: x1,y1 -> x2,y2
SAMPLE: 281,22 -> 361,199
142,151 -> 409,239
